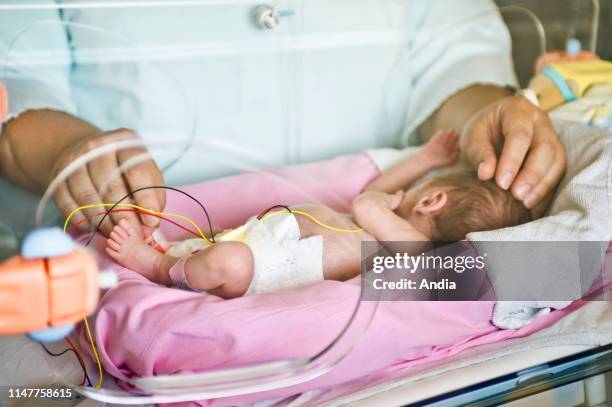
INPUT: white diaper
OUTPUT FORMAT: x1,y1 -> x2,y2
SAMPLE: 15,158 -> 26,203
167,212 -> 324,295
240,212 -> 324,295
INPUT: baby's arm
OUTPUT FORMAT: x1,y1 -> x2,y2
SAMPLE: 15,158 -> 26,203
351,191 -> 428,242
365,129 -> 459,193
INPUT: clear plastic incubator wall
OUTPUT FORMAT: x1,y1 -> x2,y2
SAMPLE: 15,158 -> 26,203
2,1 -> 609,406
0,0 -> 422,403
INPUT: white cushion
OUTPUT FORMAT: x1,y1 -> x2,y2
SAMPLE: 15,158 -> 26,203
469,120 -> 611,328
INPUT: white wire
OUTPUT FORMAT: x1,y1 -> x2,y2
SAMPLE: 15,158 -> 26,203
35,135 -> 328,228
35,135 -> 380,404
499,5 -> 547,56
590,0 -> 600,53
35,137 -> 145,226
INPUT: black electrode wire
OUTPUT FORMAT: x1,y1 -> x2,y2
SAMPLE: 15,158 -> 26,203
85,185 -> 216,247
40,342 -> 72,357
40,342 -> 93,387
256,204 -> 293,220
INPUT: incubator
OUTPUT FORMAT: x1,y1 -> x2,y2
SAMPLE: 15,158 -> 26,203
0,1 -> 610,406
0,0 -> 416,402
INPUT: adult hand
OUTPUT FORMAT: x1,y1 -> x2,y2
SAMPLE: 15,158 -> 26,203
461,95 -> 566,216
51,128 -> 165,237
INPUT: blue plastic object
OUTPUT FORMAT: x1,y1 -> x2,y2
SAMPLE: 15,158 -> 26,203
28,324 -> 75,343
21,227 -> 75,259
566,37 -> 582,56
541,66 -> 577,102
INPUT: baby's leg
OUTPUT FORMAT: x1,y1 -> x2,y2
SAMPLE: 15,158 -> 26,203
106,219 -> 173,284
107,219 -> 254,298
181,242 -> 254,298
293,205 -> 367,282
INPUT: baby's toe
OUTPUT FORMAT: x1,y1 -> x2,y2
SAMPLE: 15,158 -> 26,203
119,218 -> 137,236
107,238 -> 121,251
118,218 -> 131,228
110,230 -> 125,244
112,222 -> 128,237
105,247 -> 120,259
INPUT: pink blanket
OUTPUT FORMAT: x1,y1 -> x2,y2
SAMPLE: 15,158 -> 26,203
78,153 -> 602,406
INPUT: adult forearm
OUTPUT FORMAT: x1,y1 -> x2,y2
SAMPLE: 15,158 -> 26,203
0,109 -> 100,191
419,84 -> 512,142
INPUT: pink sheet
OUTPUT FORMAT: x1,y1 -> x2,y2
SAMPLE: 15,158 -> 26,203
77,153 -> 607,406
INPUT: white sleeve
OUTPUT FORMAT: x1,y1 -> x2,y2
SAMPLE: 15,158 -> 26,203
0,1 -> 77,125
402,0 -> 518,145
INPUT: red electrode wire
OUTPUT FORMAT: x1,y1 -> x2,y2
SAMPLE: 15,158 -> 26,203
67,209 -> 200,238
65,336 -> 90,386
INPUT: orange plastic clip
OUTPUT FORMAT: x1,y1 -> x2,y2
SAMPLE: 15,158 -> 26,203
0,83 -> 7,123
0,249 -> 99,334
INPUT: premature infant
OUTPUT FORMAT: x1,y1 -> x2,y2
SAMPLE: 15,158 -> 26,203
106,130 -> 531,298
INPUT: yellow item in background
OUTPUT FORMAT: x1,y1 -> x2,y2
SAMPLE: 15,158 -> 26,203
528,60 -> 612,112
547,60 -> 612,97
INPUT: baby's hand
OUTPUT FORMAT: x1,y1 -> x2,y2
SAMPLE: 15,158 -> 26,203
420,129 -> 460,168
351,190 -> 404,224
351,191 -> 429,241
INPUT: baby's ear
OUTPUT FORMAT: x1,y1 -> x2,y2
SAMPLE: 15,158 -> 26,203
414,190 -> 447,216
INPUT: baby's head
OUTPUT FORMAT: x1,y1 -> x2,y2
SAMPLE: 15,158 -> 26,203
399,168 -> 532,240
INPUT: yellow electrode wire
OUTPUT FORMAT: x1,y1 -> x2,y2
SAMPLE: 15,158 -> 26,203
82,317 -> 102,388
64,203 -> 361,389
261,210 -> 363,233
63,203 -> 214,244
63,203 -> 213,389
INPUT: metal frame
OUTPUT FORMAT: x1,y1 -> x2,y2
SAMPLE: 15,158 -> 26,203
415,344 -> 612,407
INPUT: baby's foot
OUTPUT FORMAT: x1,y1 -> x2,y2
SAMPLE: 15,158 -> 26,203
421,129 -> 461,168
106,219 -> 164,282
